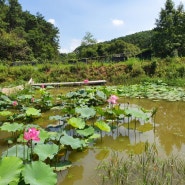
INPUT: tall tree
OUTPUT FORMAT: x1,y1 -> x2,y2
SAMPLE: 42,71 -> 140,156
152,0 -> 185,58
81,32 -> 97,46
6,0 -> 24,31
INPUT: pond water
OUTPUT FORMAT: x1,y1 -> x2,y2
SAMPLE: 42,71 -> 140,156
56,97 -> 185,185
1,93 -> 185,185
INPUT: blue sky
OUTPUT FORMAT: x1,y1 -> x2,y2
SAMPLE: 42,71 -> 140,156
18,0 -> 185,53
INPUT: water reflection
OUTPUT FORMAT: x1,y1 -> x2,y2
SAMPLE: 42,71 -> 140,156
58,98 -> 185,185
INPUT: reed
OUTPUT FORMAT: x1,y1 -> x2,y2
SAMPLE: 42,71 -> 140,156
97,142 -> 185,185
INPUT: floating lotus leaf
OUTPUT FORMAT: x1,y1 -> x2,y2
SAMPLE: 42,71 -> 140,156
51,160 -> 72,172
96,90 -> 106,99
0,122 -> 24,132
60,134 -> 86,149
2,144 -> 30,160
76,126 -> 95,137
0,156 -> 23,185
49,115 -> 63,120
75,106 -> 96,119
26,107 -> 41,117
34,143 -> 58,161
88,133 -> 100,139
94,121 -> 111,132
0,110 -> 12,117
22,161 -> 57,185
68,117 -> 85,129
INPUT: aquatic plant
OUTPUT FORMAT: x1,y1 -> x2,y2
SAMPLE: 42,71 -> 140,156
97,142 -> 185,185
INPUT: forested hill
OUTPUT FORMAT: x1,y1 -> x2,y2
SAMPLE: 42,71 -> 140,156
74,0 -> 185,61
1,0 -> 185,64
0,0 -> 60,62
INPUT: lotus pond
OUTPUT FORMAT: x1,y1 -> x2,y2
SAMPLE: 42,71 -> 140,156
0,81 -> 185,185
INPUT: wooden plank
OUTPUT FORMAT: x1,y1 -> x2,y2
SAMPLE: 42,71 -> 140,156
31,80 -> 106,87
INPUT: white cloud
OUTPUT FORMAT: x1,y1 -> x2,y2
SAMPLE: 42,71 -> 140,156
112,19 -> 124,26
48,18 -> 55,25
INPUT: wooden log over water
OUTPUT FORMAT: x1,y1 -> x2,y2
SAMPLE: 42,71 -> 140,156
31,80 -> 106,87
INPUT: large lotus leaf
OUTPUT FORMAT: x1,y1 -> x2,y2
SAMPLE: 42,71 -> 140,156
2,144 -> 30,160
39,129 -> 50,142
60,134 -> 86,149
34,143 -> 58,161
76,126 -> 95,137
68,117 -> 85,129
0,156 -> 23,185
22,161 -> 57,185
0,110 -> 12,117
0,122 -> 24,132
25,108 -> 41,117
75,106 -> 96,119
94,121 -> 111,132
124,108 -> 149,121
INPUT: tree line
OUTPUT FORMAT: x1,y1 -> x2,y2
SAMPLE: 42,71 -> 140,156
1,0 -> 185,64
68,0 -> 185,61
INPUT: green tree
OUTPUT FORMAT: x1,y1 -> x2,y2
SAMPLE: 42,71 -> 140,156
81,32 -> 97,46
152,0 -> 185,58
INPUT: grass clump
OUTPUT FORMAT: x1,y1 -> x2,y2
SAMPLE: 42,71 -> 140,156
97,142 -> 185,185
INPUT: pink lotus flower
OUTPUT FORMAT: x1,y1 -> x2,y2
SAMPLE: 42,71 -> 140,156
41,84 -> 45,88
24,127 -> 40,142
107,95 -> 118,104
83,79 -> 89,84
12,101 -> 18,106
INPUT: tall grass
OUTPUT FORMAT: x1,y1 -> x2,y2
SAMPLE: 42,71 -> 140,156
97,142 -> 185,185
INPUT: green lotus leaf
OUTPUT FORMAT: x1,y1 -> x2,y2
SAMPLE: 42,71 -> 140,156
0,110 -> 12,117
22,161 -> 57,185
0,122 -> 24,132
2,144 -> 30,160
68,117 -> 85,129
75,106 -> 96,119
49,115 -> 63,120
51,160 -> 72,172
60,134 -> 86,149
39,129 -> 50,142
96,90 -> 106,99
88,133 -> 100,139
124,108 -> 149,121
18,94 -> 32,100
76,126 -> 95,137
34,143 -> 58,161
25,107 -> 41,117
94,121 -> 111,132
0,94 -> 11,102
0,156 -> 23,185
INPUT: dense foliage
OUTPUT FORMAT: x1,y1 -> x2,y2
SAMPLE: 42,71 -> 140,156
152,0 -> 185,58
1,0 -> 185,63
0,0 -> 60,62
